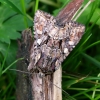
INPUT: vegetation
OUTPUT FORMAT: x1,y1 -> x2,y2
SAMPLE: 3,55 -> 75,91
0,0 -> 100,100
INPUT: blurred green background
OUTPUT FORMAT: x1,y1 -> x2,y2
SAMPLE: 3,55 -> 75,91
0,0 -> 100,100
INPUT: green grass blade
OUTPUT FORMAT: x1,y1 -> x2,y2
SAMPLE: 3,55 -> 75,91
73,85 -> 100,97
34,0 -> 39,12
20,0 -> 28,28
2,58 -> 23,75
40,0 -> 60,7
81,53 -> 100,68
83,40 -> 100,51
0,44 -> 10,76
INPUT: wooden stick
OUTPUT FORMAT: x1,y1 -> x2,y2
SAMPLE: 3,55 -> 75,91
53,67 -> 62,100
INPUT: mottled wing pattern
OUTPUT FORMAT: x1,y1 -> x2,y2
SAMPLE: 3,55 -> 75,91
28,10 -> 85,74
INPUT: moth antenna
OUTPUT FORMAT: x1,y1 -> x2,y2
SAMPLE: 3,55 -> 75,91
9,68 -> 32,74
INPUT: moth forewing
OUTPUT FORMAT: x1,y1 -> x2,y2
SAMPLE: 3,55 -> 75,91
65,21 -> 85,46
28,10 -> 85,73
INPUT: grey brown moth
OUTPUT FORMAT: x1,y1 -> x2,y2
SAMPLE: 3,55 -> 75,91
28,10 -> 85,74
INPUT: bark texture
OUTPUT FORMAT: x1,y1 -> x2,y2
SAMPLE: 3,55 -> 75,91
16,29 -> 33,100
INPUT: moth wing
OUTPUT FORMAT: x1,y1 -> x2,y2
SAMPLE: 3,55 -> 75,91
60,21 -> 85,58
34,10 -> 53,35
65,21 -> 85,46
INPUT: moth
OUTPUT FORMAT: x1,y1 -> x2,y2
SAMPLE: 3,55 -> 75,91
28,10 -> 85,74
